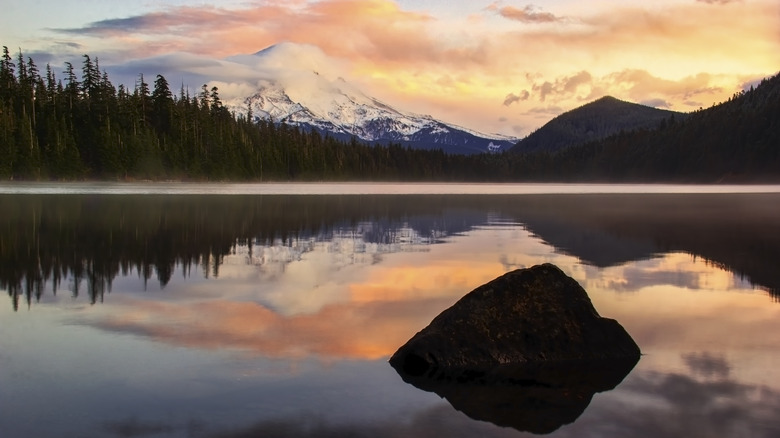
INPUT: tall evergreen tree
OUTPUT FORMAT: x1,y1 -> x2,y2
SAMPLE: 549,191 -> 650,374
0,46 -> 15,102
151,74 -> 173,134
62,62 -> 78,112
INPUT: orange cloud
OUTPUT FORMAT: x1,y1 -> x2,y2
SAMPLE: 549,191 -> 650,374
59,0 -> 437,63
509,69 -> 734,110
50,0 -> 780,139
94,297 -> 442,360
91,260 -> 508,361
86,244 -> 780,383
486,3 -> 563,23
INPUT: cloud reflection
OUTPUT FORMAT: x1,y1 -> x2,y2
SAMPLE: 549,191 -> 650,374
558,366 -> 780,438
682,352 -> 731,380
182,354 -> 780,438
81,228 -> 778,383
198,404 -> 521,438
89,297 -> 448,360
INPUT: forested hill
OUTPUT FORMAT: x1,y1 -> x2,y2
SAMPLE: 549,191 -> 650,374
517,71 -> 780,182
511,96 -> 685,154
0,47 -> 496,181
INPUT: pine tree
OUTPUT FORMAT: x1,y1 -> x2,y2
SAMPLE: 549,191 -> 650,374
62,62 -> 78,112
0,46 -> 15,102
151,74 -> 173,134
136,73 -> 150,128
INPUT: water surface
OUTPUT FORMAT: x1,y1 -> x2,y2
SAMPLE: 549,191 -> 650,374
2,184 -> 780,438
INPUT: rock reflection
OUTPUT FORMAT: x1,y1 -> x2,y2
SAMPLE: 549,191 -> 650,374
394,358 -> 638,434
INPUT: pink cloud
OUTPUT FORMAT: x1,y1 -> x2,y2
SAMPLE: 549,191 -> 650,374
58,0 -> 439,63
697,0 -> 743,4
45,0 -> 780,136
487,3 -> 562,23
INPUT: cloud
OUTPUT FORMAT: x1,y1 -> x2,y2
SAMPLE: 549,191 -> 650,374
526,105 -> 564,116
607,69 -> 725,105
204,404 -> 516,438
640,98 -> 672,109
503,90 -> 529,106
87,297 -> 439,360
697,0 -> 743,4
527,71 -> 593,102
516,68 -> 735,112
741,76 -> 770,91
487,3 -> 563,23
52,0 -> 438,64
536,352 -> 780,438
84,258 -> 511,361
563,70 -> 593,93
609,266 -> 701,292
39,0 -> 780,137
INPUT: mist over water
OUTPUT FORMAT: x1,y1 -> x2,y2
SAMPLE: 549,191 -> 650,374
3,182 -> 780,195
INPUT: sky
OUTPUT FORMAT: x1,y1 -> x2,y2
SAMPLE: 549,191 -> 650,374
2,0 -> 779,137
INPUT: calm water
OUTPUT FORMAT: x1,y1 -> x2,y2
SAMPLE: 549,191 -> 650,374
2,184 -> 780,438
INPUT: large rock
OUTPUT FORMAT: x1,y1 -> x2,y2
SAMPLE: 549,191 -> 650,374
389,263 -> 640,381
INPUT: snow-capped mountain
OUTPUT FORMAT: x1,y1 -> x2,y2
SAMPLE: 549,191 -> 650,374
225,44 -> 517,155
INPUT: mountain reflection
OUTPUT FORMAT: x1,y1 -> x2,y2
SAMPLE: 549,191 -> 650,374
3,192 -> 780,310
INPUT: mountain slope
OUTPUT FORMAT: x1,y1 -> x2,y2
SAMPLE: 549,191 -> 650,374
511,96 -> 685,154
504,71 -> 780,182
228,44 -> 516,155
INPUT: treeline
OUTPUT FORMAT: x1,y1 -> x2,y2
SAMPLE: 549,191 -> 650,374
0,47 -> 493,181
1,46 -> 779,182
504,72 -> 780,182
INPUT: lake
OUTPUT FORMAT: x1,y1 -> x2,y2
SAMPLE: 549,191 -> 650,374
2,183 -> 780,438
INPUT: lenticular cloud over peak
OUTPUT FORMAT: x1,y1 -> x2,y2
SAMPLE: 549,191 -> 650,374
228,42 -> 350,82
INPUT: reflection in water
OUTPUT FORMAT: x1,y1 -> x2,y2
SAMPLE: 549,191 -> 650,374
3,190 -> 780,438
394,358 -> 638,434
3,193 -> 780,310
549,354 -> 780,438
159,354 -> 780,438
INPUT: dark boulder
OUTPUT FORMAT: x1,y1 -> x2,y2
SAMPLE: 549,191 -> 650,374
389,263 -> 640,382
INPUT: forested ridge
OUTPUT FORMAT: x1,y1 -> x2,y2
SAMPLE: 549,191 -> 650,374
0,47 -> 487,181
529,73 -> 780,182
1,47 -> 779,182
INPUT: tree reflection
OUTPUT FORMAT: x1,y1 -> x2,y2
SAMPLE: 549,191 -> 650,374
3,192 -> 780,310
0,194 -> 473,310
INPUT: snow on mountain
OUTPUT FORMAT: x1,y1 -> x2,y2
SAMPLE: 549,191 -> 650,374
225,43 -> 517,155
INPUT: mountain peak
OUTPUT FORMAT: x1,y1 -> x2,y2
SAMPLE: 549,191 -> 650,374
253,42 -> 321,58
592,95 -> 621,103
511,95 -> 685,154
225,43 -> 517,154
